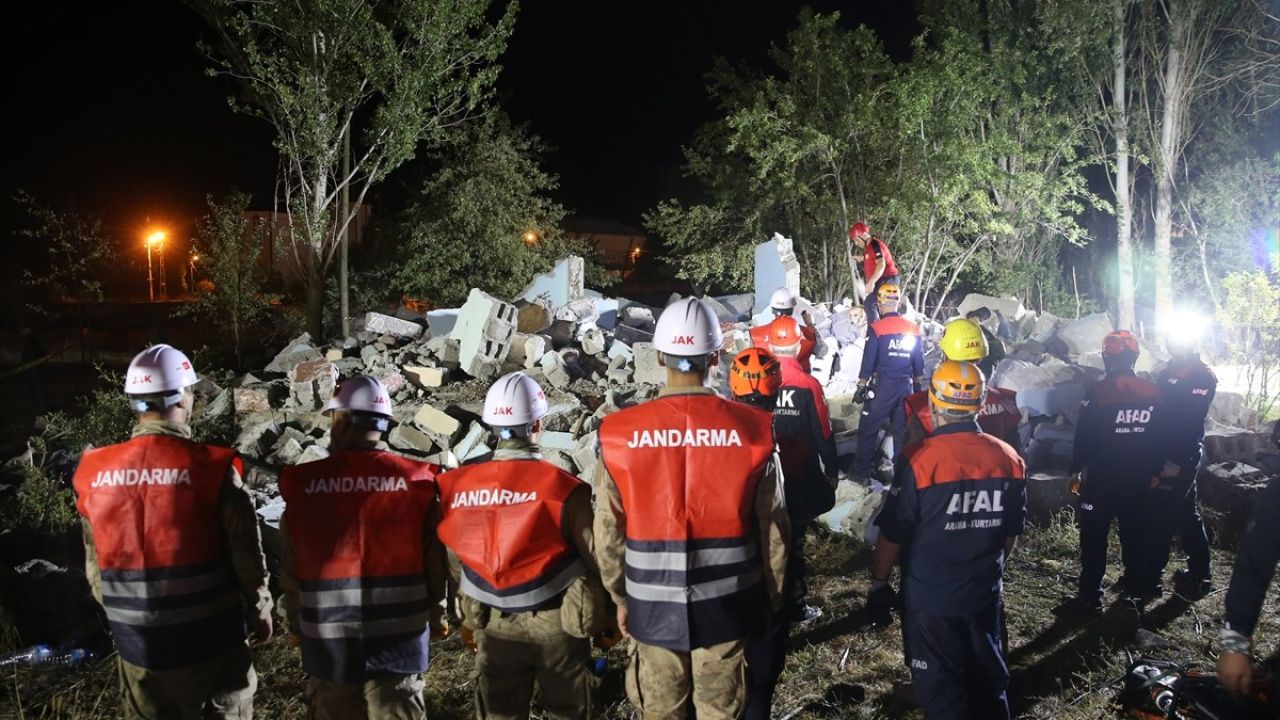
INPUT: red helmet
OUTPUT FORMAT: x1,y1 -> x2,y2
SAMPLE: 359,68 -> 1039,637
766,315 -> 804,355
730,348 -> 781,401
848,222 -> 870,241
1103,329 -> 1140,356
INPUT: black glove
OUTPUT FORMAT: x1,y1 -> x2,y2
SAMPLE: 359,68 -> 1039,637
866,585 -> 895,627
854,385 -> 874,404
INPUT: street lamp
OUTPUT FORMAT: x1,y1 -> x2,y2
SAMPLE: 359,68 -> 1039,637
524,230 -> 539,246
188,252 -> 199,292
145,231 -> 165,302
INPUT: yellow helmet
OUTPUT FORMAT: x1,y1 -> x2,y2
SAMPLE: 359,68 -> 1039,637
929,360 -> 985,414
938,318 -> 989,362
876,282 -> 901,307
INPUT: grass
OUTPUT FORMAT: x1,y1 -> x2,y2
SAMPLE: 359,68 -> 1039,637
1,511 -> 1275,719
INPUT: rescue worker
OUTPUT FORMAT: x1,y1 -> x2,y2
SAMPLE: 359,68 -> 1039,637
1149,325 -> 1217,596
750,287 -> 823,370
903,318 -> 1021,451
872,361 -> 1027,720
1217,425 -> 1280,701
848,222 -> 901,325
1063,331 -> 1166,613
73,344 -> 271,719
853,282 -> 924,488
594,297 -> 790,720
279,375 -> 446,720
436,372 -> 600,720
768,316 -> 839,622
727,348 -> 791,720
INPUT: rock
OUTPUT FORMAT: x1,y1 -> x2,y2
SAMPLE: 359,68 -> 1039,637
1055,312 -> 1113,356
1030,312 -> 1061,343
957,294 -> 1027,323
404,366 -> 446,389
539,351 -> 573,389
517,255 -> 585,306
426,308 -> 460,337
581,327 -> 607,356
202,388 -> 232,420
325,348 -> 345,361
233,386 -> 272,415
753,232 -> 801,315
451,422 -> 489,461
992,358 -> 1080,394
632,343 -> 666,385
451,289 -> 518,378
360,345 -> 380,367
1025,472 -> 1075,520
363,311 -> 424,339
1208,391 -> 1258,429
1017,381 -> 1087,422
1200,462 -> 1271,547
426,336 -> 462,365
264,334 -> 322,374
413,405 -> 462,445
516,301 -> 554,334
235,415 -> 280,456
389,425 -> 437,455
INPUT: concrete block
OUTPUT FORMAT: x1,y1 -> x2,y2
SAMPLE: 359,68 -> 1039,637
451,289 -> 518,378
1025,472 -> 1074,520
753,232 -> 801,316
389,425 -> 436,455
570,432 -> 598,479
619,303 -> 657,329
540,431 -> 579,452
325,348 -> 345,361
1056,312 -> 1113,356
202,389 -> 232,420
360,345 -> 380,367
413,405 -> 461,445
363,312 -> 424,339
1208,391 -> 1257,429
426,308 -> 460,337
375,370 -> 407,395
992,358 -> 1080,393
452,422 -> 488,461
594,299 -> 619,331
266,438 -> 304,467
462,443 -> 492,463
297,444 -> 330,464
542,449 -> 577,474
518,255 -> 584,306
1201,462 -> 1271,546
1018,381 -> 1087,421
608,340 -> 634,364
264,334 -> 321,374
581,327 -> 607,356
516,301 -> 554,334
957,294 -> 1027,323
404,366 -> 446,389
235,415 -> 280,456
540,351 -> 573,390
606,367 -> 633,385
233,386 -> 272,415
556,298 -> 598,324
632,343 -> 666,385
426,336 -> 461,364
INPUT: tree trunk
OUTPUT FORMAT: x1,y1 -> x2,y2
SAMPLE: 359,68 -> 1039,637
1113,0 -> 1137,331
305,250 -> 325,340
1152,22 -> 1183,337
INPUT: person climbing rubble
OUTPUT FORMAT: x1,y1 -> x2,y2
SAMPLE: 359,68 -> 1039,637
853,282 -> 924,488
436,371 -> 603,720
870,360 -> 1027,720
278,374 -> 446,720
593,297 -> 789,719
1061,330 -> 1168,615
72,344 -> 272,719
848,222 -> 902,325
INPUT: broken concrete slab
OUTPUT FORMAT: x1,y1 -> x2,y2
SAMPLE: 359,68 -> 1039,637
957,294 -> 1028,323
1208,391 -> 1258,429
539,351 -> 573,389
580,327 -> 607,356
632,343 -> 666,385
1055,312 -> 1113,356
426,309 -> 460,337
451,289 -> 518,378
389,425 -> 437,455
426,336 -> 461,365
264,334 -> 322,374
451,422 -> 488,461
404,366 -> 446,389
413,405 -> 462,446
753,232 -> 801,316
539,431 -> 579,452
233,386 -> 272,415
518,255 -> 585,306
363,311 -> 425,339
515,300 -> 554,334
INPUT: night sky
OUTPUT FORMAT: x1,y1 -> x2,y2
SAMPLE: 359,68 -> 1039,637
3,1 -> 918,247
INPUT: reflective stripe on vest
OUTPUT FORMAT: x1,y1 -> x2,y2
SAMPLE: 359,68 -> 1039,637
72,435 -> 242,671
280,451 -> 440,683
437,459 -> 587,612
600,394 -> 775,651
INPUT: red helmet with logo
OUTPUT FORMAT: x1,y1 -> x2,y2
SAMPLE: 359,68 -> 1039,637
1103,330 -> 1140,357
729,348 -> 782,401
848,222 -> 870,241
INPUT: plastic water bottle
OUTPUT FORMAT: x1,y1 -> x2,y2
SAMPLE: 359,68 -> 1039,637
0,645 -> 96,668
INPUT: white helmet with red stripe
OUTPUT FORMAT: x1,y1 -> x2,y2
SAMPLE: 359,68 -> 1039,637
323,374 -> 393,417
653,297 -> 724,356
125,344 -> 199,396
483,372 -> 549,426
769,287 -> 798,312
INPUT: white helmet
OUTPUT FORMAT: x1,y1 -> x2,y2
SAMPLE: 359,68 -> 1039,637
653,297 -> 724,356
769,288 -> 797,312
125,344 -> 198,396
323,374 -> 392,417
483,372 -> 549,426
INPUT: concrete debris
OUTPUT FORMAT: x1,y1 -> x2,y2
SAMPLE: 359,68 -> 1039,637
518,255 -> 585,307
389,425 -> 437,455
404,366 -> 446,390
264,334 -> 322,374
957,294 -> 1028,323
1055,312 -> 1113,357
631,343 -> 666,386
515,301 -> 554,334
450,289 -> 518,379
363,311 -> 425,339
426,309 -> 460,337
413,404 -> 461,446
753,233 -> 801,316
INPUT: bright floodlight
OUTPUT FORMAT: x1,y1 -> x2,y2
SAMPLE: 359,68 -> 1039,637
146,231 -> 166,247
1161,307 -> 1210,346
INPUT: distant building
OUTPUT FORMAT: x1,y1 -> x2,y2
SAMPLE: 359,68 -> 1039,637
561,217 -> 647,278
243,205 -> 374,281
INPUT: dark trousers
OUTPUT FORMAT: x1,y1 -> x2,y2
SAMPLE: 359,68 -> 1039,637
1077,493 -> 1152,599
902,600 -> 1010,720
744,523 -> 807,719
1151,463 -> 1212,580
863,274 -> 901,326
854,384 -> 910,479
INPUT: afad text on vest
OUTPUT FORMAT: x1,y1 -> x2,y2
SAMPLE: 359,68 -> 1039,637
626,428 -> 743,448
304,476 -> 409,494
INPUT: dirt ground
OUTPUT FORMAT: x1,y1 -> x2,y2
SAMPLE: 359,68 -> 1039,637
2,511 -> 1275,720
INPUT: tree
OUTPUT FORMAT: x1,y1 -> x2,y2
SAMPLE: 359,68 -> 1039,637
192,0 -> 517,338
393,116 -> 602,306
179,192 -> 277,368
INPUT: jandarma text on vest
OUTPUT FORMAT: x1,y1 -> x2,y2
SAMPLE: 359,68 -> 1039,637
304,476 -> 409,494
449,488 -> 538,508
91,468 -> 192,487
626,428 -> 743,448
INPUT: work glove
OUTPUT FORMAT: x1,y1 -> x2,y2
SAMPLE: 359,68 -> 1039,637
854,385 -> 874,405
460,626 -> 478,654
866,585 -> 895,627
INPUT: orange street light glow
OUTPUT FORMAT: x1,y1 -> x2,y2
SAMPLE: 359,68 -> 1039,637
146,230 -> 166,247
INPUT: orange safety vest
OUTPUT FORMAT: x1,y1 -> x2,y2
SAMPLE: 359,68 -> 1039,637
600,393 -> 775,651
437,459 -> 586,611
279,450 -> 440,683
73,435 -> 244,670
905,387 -> 1021,449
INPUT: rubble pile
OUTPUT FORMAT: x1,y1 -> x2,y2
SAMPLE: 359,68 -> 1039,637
182,247 -> 1276,540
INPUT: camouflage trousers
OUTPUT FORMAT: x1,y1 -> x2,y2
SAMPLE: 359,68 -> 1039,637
624,638 -> 748,720
474,605 -> 596,720
118,643 -> 256,720
306,674 -> 427,720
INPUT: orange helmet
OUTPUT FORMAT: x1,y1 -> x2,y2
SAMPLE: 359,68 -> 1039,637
730,348 -> 782,401
1103,329 -> 1139,356
929,360 -> 985,414
766,315 -> 804,355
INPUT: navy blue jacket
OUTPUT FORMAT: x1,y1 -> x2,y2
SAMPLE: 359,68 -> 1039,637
1224,477 -> 1279,638
1155,357 -> 1217,471
1069,371 -> 1166,499
858,313 -> 924,389
880,422 -> 1027,617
